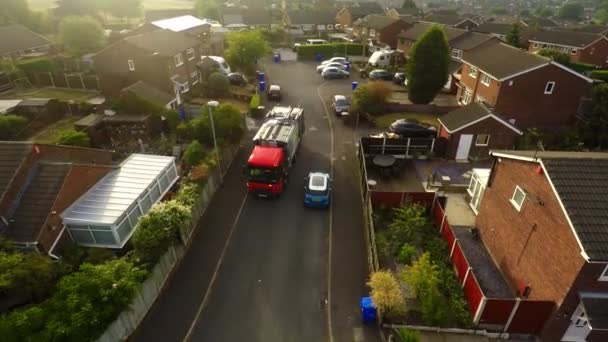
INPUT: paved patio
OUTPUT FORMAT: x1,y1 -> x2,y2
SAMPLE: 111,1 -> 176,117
444,193 -> 476,227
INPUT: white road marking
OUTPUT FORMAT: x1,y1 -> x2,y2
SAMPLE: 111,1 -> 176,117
309,126 -> 319,131
317,82 -> 335,342
182,193 -> 249,342
353,327 -> 364,342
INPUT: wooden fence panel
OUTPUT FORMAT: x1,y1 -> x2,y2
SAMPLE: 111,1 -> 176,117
450,243 -> 469,282
432,200 -> 444,228
463,273 -> 484,316
507,300 -> 555,334
480,298 -> 516,326
370,191 -> 401,208
441,220 -> 455,248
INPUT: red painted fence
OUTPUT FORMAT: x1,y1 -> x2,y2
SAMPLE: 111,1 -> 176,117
370,191 -> 435,209
481,299 -> 516,326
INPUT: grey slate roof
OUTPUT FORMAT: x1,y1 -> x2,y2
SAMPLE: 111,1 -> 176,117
121,80 -> 175,107
346,2 -> 384,17
287,10 -> 337,25
475,22 -> 521,36
0,24 -> 51,56
398,22 -> 467,41
6,163 -> 70,243
355,15 -> 399,30
438,102 -> 492,131
124,29 -> 200,57
243,10 -> 275,25
581,296 -> 608,329
492,150 -> 608,261
462,42 -> 549,80
529,30 -> 603,48
422,14 -> 470,26
223,13 -> 244,25
450,32 -> 495,50
0,142 -> 32,201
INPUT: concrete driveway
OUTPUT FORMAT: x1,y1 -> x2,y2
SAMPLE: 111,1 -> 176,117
132,59 -> 380,342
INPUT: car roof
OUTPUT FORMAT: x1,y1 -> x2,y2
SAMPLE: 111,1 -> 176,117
269,85 -> 280,90
308,172 -> 329,190
371,69 -> 387,73
334,95 -> 346,101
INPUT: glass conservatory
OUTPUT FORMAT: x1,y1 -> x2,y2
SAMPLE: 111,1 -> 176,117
61,154 -> 179,248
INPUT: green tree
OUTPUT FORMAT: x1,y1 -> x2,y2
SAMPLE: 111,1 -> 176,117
594,9 -> 608,24
406,25 -> 450,104
535,5 -> 554,18
97,0 -> 142,20
207,71 -> 230,96
491,7 -> 508,15
579,84 -> 608,148
0,305 -> 47,341
184,140 -> 205,167
59,16 -> 105,56
537,48 -> 571,65
367,270 -> 406,320
225,30 -> 271,74
506,23 -> 522,48
0,250 -> 57,301
55,0 -> 99,17
132,200 -> 191,267
352,81 -> 392,115
0,0 -> 30,25
398,244 -> 416,265
189,103 -> 244,146
388,204 -> 429,251
55,129 -> 91,147
558,2 -> 584,21
397,328 -> 421,342
0,115 -> 27,140
195,0 -> 221,21
44,259 -> 146,340
401,0 -> 419,12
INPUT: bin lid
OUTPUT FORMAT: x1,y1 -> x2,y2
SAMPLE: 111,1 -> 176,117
360,296 -> 374,309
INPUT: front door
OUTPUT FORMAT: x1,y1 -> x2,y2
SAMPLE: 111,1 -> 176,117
561,304 -> 591,341
455,134 -> 473,161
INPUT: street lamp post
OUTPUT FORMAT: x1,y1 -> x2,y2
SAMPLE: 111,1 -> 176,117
207,100 -> 222,180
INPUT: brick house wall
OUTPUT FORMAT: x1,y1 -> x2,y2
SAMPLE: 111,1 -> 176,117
397,37 -> 415,55
528,38 -> 608,67
442,118 -> 519,159
459,64 -> 501,106
40,164 -> 113,253
336,9 -> 353,27
378,21 -> 412,48
476,158 -> 586,304
454,19 -> 478,30
542,262 -> 608,341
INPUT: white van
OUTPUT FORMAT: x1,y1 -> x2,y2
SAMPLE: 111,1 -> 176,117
201,56 -> 231,74
368,50 -> 392,67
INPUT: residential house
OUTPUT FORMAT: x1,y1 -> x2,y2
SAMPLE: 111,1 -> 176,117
519,16 -> 558,28
352,15 -> 412,48
0,24 -> 51,59
335,1 -> 384,27
93,29 -> 203,106
283,10 -> 338,33
474,22 -> 533,46
472,150 -> 608,342
74,112 -> 162,148
457,42 -> 592,129
397,23 -> 467,56
420,14 -> 480,30
437,102 -> 522,161
222,9 -> 277,30
144,9 -> 195,21
569,24 -> 608,35
0,142 -> 114,255
385,7 -> 422,21
528,30 -> 608,68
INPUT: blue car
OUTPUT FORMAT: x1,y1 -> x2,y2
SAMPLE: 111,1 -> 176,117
304,172 -> 331,208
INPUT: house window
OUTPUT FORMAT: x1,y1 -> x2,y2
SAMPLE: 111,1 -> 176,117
327,24 -> 334,29
128,59 -> 135,71
480,73 -> 491,86
186,48 -> 195,60
599,265 -> 608,281
544,81 -> 555,94
451,49 -> 463,59
369,29 -> 376,36
469,66 -> 478,78
179,82 -> 189,93
475,134 -> 490,146
191,71 -> 199,85
571,48 -> 578,55
510,185 -> 526,211
533,43 -> 539,48
174,53 -> 183,67
461,88 -> 473,105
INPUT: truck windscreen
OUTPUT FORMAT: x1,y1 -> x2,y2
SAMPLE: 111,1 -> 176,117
246,166 -> 281,183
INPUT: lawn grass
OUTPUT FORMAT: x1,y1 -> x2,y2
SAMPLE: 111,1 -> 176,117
191,97 -> 250,114
28,116 -> 82,144
374,112 -> 441,129
0,88 -> 98,102
28,0 -> 193,10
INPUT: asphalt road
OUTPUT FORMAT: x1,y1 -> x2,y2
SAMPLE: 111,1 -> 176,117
132,59 -> 379,342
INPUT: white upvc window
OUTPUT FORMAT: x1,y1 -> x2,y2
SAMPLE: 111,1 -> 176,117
186,48 -> 195,60
475,134 -> 490,146
462,88 -> 473,104
480,73 -> 491,86
599,264 -> 608,281
128,59 -> 135,71
533,43 -> 539,48
179,82 -> 189,93
174,53 -> 183,67
369,29 -> 376,36
190,71 -> 199,85
327,24 -> 334,29
571,48 -> 578,55
510,185 -> 526,212
544,81 -> 555,94
451,49 -> 463,59
469,66 -> 478,78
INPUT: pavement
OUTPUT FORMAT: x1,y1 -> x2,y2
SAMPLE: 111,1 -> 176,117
131,59 -> 380,341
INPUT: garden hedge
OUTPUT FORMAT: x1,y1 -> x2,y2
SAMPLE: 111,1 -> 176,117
591,70 -> 608,82
15,57 -> 55,74
297,43 -> 364,60
570,62 -> 597,74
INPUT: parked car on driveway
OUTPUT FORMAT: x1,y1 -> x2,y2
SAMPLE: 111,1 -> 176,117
393,72 -> 406,85
227,72 -> 247,86
322,67 -> 350,79
321,57 -> 348,65
331,95 -> 350,116
389,119 -> 437,138
267,85 -> 281,101
304,172 -> 331,208
317,62 -> 347,73
368,69 -> 393,81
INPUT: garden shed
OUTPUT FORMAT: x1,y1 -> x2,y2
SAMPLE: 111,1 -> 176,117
60,154 -> 179,248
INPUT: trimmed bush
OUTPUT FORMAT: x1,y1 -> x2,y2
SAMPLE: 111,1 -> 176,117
207,72 -> 230,96
591,70 -> 608,82
297,43 -> 364,60
352,81 -> 392,116
175,182 -> 203,208
183,140 -> 205,167
368,270 -> 406,320
0,115 -> 27,140
572,62 -> 597,74
249,94 -> 263,117
54,129 -> 90,147
15,57 -> 55,74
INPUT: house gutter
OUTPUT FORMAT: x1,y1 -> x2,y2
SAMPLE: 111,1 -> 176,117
382,324 -> 510,339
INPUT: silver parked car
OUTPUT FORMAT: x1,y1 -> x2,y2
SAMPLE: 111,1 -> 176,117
316,62 -> 348,73
321,67 -> 350,79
